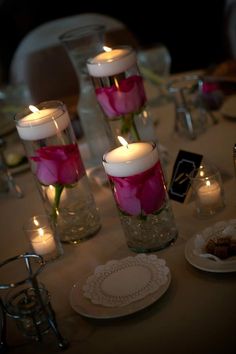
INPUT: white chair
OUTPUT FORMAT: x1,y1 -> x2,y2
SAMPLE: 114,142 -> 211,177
9,13 -> 138,110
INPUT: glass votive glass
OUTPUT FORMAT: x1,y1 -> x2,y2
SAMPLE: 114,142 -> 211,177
23,215 -> 64,262
103,141 -> 178,252
191,162 -> 225,217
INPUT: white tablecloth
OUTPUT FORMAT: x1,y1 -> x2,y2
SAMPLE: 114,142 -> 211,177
0,78 -> 236,354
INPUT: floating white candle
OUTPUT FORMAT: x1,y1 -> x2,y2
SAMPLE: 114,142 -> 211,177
197,180 -> 221,206
87,46 -> 136,77
103,140 -> 158,177
31,228 -> 56,256
16,105 -> 70,140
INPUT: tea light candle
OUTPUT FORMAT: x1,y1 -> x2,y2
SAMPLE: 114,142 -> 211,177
197,180 -> 221,206
16,105 -> 70,141
31,228 -> 56,256
87,46 -> 136,77
103,141 -> 158,177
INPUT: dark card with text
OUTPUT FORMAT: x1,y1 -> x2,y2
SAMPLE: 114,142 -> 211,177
168,150 -> 203,203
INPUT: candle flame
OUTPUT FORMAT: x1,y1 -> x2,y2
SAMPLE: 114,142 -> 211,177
206,180 -> 211,187
29,105 -> 40,113
114,77 -> 119,88
118,136 -> 129,149
39,228 -> 44,237
33,216 -> 39,227
103,46 -> 112,52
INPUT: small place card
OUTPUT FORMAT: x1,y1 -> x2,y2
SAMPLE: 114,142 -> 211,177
168,150 -> 203,203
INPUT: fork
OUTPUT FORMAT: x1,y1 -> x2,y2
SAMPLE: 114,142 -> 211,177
193,250 -> 223,262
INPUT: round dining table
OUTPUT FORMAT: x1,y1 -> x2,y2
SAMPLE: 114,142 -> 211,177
0,73 -> 236,354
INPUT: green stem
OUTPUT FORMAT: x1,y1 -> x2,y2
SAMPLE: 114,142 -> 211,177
121,114 -> 141,142
130,117 -> 141,141
51,184 -> 64,223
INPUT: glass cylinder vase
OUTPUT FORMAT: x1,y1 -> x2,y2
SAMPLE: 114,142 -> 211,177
87,46 -> 157,146
59,25 -> 112,168
103,141 -> 178,252
14,100 -> 101,244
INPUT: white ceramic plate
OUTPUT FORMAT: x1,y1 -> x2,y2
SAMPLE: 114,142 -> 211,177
185,219 -> 236,273
70,254 -> 171,319
221,94 -> 236,119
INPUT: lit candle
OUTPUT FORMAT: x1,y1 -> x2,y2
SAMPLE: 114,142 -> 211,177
16,105 -> 70,140
103,137 -> 158,177
197,180 -> 221,206
87,46 -> 136,77
31,227 -> 56,256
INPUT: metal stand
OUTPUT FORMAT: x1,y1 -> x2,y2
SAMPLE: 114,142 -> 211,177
0,254 -> 69,350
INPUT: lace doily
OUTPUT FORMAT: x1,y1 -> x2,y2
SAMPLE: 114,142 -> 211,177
83,254 -> 170,308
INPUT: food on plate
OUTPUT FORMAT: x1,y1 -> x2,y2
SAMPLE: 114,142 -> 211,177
206,236 -> 236,259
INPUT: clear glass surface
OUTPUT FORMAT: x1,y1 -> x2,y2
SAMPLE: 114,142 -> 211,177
87,45 -> 157,145
168,75 -> 208,139
119,202 -> 178,252
15,100 -> 101,244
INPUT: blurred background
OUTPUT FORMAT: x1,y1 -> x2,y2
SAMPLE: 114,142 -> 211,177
0,0 -> 230,84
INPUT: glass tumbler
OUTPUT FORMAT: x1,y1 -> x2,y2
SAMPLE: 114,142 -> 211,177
14,100 -> 101,243
23,214 -> 63,262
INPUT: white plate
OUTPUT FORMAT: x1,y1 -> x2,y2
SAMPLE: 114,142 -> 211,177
185,219 -> 236,273
70,254 -> 171,319
221,94 -> 236,119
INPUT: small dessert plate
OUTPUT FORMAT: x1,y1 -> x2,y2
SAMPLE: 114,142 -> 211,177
185,219 -> 236,273
70,254 -> 171,319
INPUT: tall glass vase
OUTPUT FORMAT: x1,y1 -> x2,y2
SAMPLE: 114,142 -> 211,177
59,25 -> 112,168
14,100 -> 101,244
86,46 -> 157,146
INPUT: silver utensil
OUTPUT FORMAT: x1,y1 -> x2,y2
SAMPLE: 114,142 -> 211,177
193,250 -> 223,262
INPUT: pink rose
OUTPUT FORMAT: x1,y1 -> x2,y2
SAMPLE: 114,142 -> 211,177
202,81 -> 220,93
31,144 -> 85,186
201,81 -> 223,109
95,75 -> 147,118
108,161 -> 166,216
